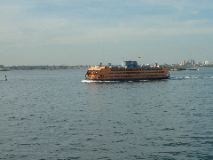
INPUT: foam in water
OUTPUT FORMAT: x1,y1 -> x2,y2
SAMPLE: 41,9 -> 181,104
170,75 -> 213,80
139,80 -> 149,82
81,79 -> 150,83
81,80 -> 119,83
170,76 -> 184,80
184,76 -> 190,79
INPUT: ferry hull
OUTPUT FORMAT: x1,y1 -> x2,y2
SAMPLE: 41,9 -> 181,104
85,76 -> 169,81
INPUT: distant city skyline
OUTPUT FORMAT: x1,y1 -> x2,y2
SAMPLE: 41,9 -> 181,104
0,0 -> 213,65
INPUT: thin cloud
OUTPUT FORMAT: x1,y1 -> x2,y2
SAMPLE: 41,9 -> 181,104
0,0 -> 213,65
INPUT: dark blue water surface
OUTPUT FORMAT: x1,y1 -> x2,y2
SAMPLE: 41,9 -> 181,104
0,68 -> 213,160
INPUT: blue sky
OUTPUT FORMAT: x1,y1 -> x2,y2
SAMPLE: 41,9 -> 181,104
0,0 -> 213,65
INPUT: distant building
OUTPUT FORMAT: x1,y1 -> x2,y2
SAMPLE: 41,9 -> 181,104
179,59 -> 196,67
204,60 -> 209,65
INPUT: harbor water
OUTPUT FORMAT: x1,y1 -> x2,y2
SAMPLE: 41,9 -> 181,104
0,68 -> 213,160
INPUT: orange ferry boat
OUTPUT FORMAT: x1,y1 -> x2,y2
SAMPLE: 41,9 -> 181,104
85,61 -> 170,81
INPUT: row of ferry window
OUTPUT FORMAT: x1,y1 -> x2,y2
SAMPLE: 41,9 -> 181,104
100,74 -> 165,78
109,71 -> 165,74
88,71 -> 165,74
87,71 -> 98,74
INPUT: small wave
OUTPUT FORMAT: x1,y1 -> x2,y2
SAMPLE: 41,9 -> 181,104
82,79 -> 151,83
170,76 -> 197,80
170,77 -> 185,80
81,80 -> 119,83
184,76 -> 190,79
171,76 -> 212,80
188,76 -> 200,79
203,76 -> 213,79
139,80 -> 149,82
171,76 -> 199,80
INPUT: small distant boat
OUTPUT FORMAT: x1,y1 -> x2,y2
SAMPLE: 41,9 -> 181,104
85,61 -> 170,81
